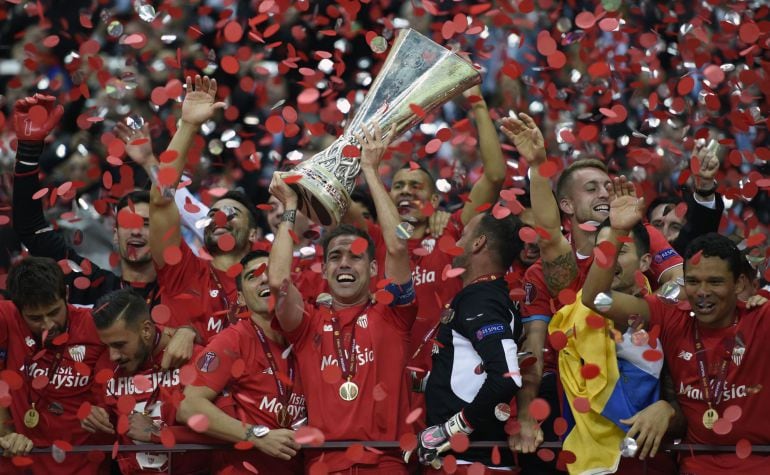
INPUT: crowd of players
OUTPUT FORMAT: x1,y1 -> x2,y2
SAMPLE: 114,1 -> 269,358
1,71 -> 769,475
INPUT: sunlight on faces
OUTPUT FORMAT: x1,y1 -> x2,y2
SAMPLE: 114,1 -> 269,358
239,256 -> 270,315
204,198 -> 256,254
649,204 -> 685,243
20,298 -> 67,344
97,318 -> 154,373
597,227 -> 651,295
115,202 -> 152,264
684,256 -> 744,328
323,235 -> 376,305
559,168 -> 612,224
390,169 -> 439,225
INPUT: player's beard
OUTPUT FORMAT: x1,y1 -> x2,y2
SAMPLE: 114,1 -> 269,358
131,335 -> 154,373
204,226 -> 250,255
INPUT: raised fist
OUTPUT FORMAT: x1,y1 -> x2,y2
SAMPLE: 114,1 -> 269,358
13,94 -> 64,141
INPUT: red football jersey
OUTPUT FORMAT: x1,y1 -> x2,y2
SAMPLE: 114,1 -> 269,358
93,340 -> 209,474
646,296 -> 770,474
284,300 -> 417,472
191,318 -> 305,474
0,301 -> 105,475
368,210 -> 464,368
157,241 -> 239,342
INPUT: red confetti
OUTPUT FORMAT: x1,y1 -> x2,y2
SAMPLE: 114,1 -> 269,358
399,432 -> 417,452
643,349 -> 663,362
586,314 -> 606,329
572,397 -> 591,413
736,439 -> 752,459
575,12 -> 596,29
350,237 -> 368,255
580,363 -> 601,379
549,331 -> 568,351
449,432 -> 470,453
187,414 -> 210,433
528,398 -> 551,421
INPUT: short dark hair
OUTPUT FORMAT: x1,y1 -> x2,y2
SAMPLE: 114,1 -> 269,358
116,190 -> 150,213
321,224 -> 375,262
396,163 -> 438,195
216,190 -> 259,230
92,288 -> 150,331
555,159 -> 608,201
351,188 -> 377,222
474,212 -> 523,270
684,233 -> 742,280
236,250 -> 270,291
7,256 -> 67,312
596,220 -> 650,257
646,195 -> 682,221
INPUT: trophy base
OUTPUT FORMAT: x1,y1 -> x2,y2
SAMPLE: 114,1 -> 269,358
276,167 -> 351,227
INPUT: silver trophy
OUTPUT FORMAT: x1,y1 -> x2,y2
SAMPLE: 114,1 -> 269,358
277,28 -> 481,226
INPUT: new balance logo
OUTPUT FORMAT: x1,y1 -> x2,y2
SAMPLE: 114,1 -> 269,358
678,350 -> 693,361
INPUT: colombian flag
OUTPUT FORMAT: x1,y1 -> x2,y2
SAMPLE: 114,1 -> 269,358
549,289 -> 662,475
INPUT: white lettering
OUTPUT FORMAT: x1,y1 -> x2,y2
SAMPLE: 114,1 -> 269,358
678,381 -> 749,403
412,266 -> 436,287
207,317 -> 223,334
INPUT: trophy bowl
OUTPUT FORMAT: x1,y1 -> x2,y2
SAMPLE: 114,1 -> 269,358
277,28 -> 481,227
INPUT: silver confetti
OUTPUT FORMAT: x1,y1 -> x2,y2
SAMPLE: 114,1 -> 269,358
594,292 -> 613,312
107,20 -> 124,38
136,4 -> 156,22
126,115 -> 144,131
658,280 -> 681,302
396,222 -> 415,240
370,36 -> 388,54
316,293 -> 333,307
494,403 -> 511,421
620,437 -> 638,457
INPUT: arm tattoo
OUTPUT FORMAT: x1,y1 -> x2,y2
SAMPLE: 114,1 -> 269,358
542,251 -> 579,296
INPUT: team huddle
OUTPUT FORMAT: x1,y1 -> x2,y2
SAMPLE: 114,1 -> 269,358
2,74 -> 769,475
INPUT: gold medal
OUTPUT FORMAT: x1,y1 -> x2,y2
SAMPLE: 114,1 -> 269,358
703,408 -> 719,429
24,404 -> 40,429
276,407 -> 292,428
339,380 -> 359,401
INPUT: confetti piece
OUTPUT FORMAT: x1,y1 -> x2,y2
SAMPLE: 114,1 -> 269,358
529,398 -> 551,421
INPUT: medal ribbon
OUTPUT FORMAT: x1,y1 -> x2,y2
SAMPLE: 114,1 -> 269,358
692,321 -> 736,410
329,303 -> 371,382
253,322 -> 295,414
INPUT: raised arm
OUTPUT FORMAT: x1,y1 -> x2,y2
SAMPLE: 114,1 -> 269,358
581,177 -> 650,331
11,95 -> 77,262
501,113 -> 577,296
460,86 -> 507,225
149,76 -> 225,267
357,124 -> 411,284
267,176 -> 305,333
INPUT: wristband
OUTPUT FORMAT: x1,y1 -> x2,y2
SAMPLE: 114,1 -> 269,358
281,209 -> 297,224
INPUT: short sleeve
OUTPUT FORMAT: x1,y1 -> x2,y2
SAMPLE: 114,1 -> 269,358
156,240 -> 208,295
383,301 -> 418,333
282,302 -> 320,351
191,330 -> 241,393
520,264 -> 554,324
643,294 -> 667,329
646,224 -> 683,281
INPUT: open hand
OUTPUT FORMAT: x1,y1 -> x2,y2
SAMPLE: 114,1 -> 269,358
500,113 -> 546,166
181,75 -> 227,126
116,121 -> 155,168
355,122 -> 396,172
608,176 -> 645,232
620,400 -> 674,460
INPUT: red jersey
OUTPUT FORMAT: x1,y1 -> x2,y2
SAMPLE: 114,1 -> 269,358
368,210 -> 464,368
0,301 -> 105,475
520,224 -> 682,373
284,299 -> 417,472
191,318 -> 305,474
646,296 -> 770,474
157,240 -> 240,342
93,339 -> 208,475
